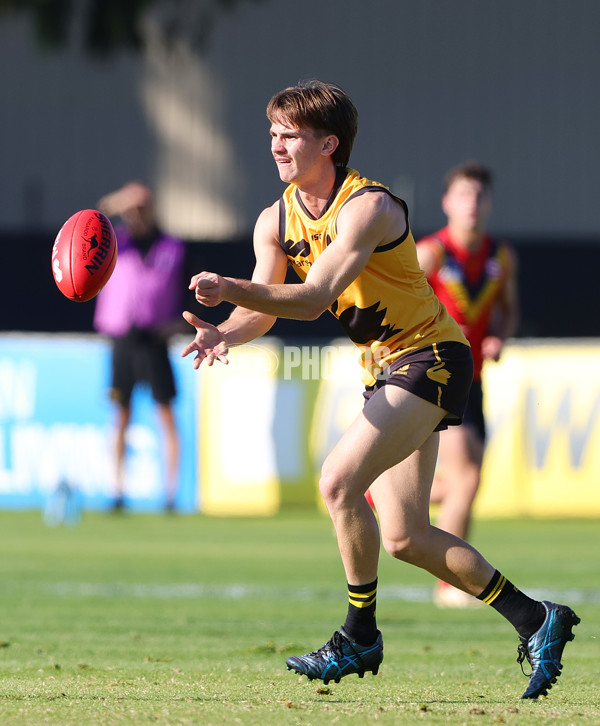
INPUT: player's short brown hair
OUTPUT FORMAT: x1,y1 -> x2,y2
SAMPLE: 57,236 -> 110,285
267,80 -> 358,167
444,161 -> 493,193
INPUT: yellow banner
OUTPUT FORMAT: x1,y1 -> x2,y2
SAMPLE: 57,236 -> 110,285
476,342 -> 600,518
197,343 -> 281,516
194,340 -> 600,518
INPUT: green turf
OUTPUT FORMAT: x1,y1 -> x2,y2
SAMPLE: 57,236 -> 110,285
0,510 -> 597,725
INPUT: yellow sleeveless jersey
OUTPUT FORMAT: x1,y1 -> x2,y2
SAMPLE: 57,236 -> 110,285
278,168 -> 468,385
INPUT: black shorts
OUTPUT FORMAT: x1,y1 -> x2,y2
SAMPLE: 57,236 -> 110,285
110,328 -> 176,407
363,341 -> 473,432
461,378 -> 486,441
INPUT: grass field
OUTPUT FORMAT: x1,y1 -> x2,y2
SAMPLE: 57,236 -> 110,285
0,510 -> 597,725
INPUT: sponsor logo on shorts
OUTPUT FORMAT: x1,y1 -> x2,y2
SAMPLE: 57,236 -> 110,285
390,364 -> 411,376
426,362 -> 451,385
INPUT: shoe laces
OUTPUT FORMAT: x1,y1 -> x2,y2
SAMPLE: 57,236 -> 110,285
517,640 -> 532,677
312,631 -> 345,659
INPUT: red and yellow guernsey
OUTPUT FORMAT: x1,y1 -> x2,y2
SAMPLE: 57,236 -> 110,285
278,168 -> 468,385
418,226 -> 511,381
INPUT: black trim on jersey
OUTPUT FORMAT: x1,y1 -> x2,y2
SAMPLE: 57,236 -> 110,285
278,196 -> 311,259
295,166 -> 348,220
335,186 -> 410,252
278,168 -> 348,256
278,197 -> 286,254
373,193 -> 410,252
277,169 -> 410,255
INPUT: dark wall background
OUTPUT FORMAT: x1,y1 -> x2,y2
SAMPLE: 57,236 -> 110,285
2,2 -> 600,241
6,232 -> 599,340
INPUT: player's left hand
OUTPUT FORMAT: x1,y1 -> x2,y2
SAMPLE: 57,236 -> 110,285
189,271 -> 226,307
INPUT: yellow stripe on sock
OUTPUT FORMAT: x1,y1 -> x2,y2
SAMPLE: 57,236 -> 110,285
482,575 -> 506,605
348,587 -> 377,608
349,595 -> 377,608
348,588 -> 377,600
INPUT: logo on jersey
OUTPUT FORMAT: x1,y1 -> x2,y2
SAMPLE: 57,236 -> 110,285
334,301 -> 404,345
282,237 -> 311,258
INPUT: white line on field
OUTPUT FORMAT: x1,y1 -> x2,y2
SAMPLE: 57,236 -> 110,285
41,582 -> 600,604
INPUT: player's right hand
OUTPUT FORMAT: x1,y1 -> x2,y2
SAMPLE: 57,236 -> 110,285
180,311 -> 229,369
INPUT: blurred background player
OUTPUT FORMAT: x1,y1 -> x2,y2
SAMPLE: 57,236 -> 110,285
416,161 -> 519,607
93,181 -> 186,512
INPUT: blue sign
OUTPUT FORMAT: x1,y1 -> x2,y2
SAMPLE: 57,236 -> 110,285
0,334 -> 198,513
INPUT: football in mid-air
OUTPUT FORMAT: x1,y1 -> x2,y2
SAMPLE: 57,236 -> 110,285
52,209 -> 118,302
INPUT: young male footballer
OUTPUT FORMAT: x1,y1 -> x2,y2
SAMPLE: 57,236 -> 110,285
181,80 -> 579,699
416,162 -> 519,608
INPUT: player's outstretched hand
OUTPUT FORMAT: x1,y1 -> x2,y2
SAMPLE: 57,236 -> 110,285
189,271 -> 226,307
181,311 -> 229,369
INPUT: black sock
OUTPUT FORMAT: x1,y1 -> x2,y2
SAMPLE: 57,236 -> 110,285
477,570 -> 546,640
343,579 -> 378,646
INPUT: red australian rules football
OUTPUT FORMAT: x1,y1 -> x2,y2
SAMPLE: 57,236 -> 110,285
52,209 -> 118,302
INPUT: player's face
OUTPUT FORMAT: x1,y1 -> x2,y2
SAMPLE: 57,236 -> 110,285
442,177 -> 492,232
270,119 -> 331,185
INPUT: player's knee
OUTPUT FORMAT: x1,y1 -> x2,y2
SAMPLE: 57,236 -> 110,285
382,531 -> 428,565
318,468 -> 347,507
318,457 -> 361,509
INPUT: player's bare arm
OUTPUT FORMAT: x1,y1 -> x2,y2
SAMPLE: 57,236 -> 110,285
497,246 -> 519,339
482,247 -> 519,361
181,204 -> 288,368
193,191 -> 406,321
415,238 -> 443,276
